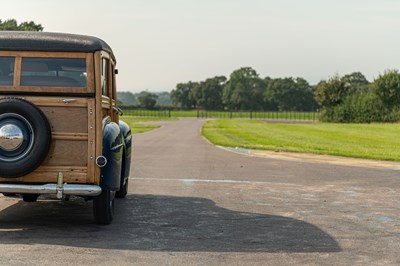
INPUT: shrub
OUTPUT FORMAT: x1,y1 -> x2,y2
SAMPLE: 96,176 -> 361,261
320,93 -> 400,123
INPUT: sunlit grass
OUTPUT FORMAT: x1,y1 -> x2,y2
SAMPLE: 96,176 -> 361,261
202,120 -> 400,161
121,117 -> 176,134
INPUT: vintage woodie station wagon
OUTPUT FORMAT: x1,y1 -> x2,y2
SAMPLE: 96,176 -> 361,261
0,31 -> 132,224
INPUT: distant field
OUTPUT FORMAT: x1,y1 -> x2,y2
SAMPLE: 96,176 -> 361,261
202,120 -> 400,161
122,117 -> 175,134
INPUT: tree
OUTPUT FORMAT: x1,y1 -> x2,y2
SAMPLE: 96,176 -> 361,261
156,91 -> 172,106
342,72 -> 369,94
193,76 -> 226,110
265,77 -> 316,111
171,82 -> 198,109
314,74 -> 347,107
138,91 -> 158,110
222,67 -> 266,110
117,91 -> 137,105
315,72 -> 370,108
371,69 -> 400,109
0,19 -> 43,31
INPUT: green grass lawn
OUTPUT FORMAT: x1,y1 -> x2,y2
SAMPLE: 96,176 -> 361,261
121,117 -> 176,134
202,120 -> 400,161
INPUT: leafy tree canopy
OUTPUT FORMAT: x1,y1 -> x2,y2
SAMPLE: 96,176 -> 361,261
315,74 -> 349,107
0,19 -> 43,31
171,82 -> 198,110
138,91 -> 158,110
222,67 -> 266,110
315,72 -> 371,108
265,77 -> 316,111
371,69 -> 400,109
342,72 -> 369,94
193,76 -> 226,110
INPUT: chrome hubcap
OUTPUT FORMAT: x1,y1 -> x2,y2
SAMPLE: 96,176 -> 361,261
0,124 -> 24,151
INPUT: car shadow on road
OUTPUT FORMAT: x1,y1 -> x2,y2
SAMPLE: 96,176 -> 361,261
0,194 -> 341,253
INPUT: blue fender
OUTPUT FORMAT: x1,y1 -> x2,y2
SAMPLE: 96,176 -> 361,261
119,120 -> 132,184
100,119 -> 124,191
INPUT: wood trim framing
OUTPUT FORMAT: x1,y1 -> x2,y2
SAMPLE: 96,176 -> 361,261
94,51 -> 103,185
0,51 -> 87,58
52,132 -> 89,141
0,51 -> 94,94
3,96 -> 89,107
0,166 -> 88,184
13,57 -> 21,86
87,98 -> 96,183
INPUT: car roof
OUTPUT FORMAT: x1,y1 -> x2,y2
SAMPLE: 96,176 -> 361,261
0,31 -> 114,57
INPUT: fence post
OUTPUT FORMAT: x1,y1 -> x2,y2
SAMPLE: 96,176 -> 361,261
230,111 -> 233,119
250,111 -> 252,120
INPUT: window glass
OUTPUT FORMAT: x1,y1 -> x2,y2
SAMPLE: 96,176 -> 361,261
21,58 -> 87,87
101,58 -> 109,96
0,57 -> 15,86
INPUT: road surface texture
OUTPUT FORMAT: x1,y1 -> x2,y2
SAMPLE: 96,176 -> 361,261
0,118 -> 399,265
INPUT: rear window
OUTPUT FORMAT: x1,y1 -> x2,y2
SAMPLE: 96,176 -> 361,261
0,57 -> 15,86
21,58 -> 87,87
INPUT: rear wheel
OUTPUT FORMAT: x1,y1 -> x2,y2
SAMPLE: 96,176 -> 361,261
116,155 -> 128,198
0,98 -> 51,178
93,190 -> 115,225
116,176 -> 128,198
22,194 -> 39,202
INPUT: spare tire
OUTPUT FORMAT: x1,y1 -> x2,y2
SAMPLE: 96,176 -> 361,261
0,98 -> 51,178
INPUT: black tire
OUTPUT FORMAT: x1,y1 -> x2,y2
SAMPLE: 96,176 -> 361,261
93,190 -> 115,225
0,98 -> 51,178
22,194 -> 39,202
116,156 -> 128,198
116,177 -> 128,198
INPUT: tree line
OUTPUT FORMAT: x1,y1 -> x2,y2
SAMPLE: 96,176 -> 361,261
117,91 -> 172,109
171,67 -> 400,123
171,67 -> 318,111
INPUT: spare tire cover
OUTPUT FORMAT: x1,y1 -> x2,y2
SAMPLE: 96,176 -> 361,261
0,98 -> 51,178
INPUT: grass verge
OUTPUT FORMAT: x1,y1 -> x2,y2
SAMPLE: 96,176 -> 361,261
122,117 -> 176,134
202,120 -> 400,161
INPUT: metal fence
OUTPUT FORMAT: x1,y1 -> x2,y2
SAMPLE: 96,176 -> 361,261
122,109 -> 320,121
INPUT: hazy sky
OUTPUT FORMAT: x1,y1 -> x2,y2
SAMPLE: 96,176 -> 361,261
2,0 -> 400,92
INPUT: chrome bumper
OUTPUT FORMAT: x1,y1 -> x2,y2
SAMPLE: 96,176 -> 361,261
0,183 -> 102,197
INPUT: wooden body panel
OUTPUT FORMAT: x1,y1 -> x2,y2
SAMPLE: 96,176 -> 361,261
0,95 -> 97,184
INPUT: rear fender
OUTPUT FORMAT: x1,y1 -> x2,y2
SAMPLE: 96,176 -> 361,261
100,117 -> 124,191
119,120 -> 132,181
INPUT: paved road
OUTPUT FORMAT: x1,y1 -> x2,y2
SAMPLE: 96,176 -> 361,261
0,118 -> 399,265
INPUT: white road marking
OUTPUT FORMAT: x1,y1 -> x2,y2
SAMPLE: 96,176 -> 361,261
130,177 -> 270,185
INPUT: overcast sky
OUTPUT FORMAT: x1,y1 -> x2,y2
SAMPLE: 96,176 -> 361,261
2,0 -> 400,92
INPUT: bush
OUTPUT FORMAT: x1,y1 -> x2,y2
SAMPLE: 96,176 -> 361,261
320,93 -> 400,123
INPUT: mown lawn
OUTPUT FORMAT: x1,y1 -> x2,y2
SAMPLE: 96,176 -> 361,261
121,117 -> 176,134
202,120 -> 400,161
